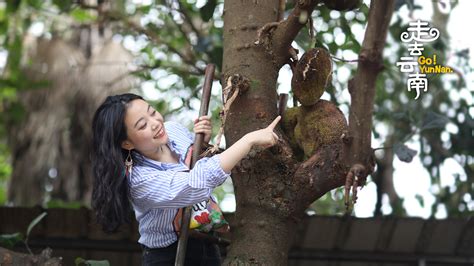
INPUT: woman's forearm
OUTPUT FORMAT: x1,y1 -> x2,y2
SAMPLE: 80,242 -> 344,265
216,116 -> 281,173
217,134 -> 253,173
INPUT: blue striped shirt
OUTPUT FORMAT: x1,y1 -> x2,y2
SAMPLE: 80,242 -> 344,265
128,121 -> 230,248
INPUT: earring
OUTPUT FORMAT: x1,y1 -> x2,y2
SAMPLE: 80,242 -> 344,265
125,149 -> 133,177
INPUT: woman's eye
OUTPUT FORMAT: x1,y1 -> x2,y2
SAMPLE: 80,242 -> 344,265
151,110 -> 156,116
139,123 -> 147,130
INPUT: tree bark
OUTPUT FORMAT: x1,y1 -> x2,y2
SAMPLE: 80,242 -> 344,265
0,247 -> 61,266
222,1 -> 294,264
7,38 -> 85,206
221,0 -> 396,263
225,207 -> 295,264
346,0 -> 396,174
222,1 -> 345,264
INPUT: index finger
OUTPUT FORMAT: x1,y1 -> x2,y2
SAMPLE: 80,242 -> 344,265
267,115 -> 281,130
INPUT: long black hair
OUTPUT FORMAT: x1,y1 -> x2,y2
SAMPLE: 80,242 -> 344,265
91,93 -> 143,233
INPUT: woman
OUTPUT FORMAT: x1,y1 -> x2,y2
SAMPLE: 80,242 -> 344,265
91,93 -> 280,265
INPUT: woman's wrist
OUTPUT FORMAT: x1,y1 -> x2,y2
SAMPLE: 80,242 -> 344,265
242,133 -> 255,147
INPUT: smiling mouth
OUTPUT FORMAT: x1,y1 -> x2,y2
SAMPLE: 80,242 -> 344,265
154,127 -> 165,139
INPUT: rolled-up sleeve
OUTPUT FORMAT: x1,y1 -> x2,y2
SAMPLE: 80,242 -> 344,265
130,155 -> 230,209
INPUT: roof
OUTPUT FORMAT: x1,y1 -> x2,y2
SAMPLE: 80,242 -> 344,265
288,215 -> 474,265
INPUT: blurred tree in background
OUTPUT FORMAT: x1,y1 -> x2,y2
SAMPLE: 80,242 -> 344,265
0,0 -> 136,206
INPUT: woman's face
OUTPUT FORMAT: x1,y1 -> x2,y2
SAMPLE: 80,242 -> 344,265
121,99 -> 168,157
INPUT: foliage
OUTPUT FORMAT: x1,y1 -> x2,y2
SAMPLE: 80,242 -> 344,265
0,142 -> 11,205
372,8 -> 473,217
75,258 -> 110,266
299,2 -> 472,217
45,200 -> 84,209
0,232 -> 23,249
0,0 -> 471,217
0,211 -> 47,254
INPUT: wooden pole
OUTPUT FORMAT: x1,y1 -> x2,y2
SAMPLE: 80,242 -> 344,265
175,64 -> 215,266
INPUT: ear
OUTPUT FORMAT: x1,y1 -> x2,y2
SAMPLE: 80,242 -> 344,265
121,140 -> 134,150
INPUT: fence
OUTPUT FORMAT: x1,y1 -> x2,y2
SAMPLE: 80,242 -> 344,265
0,206 -> 142,265
1,207 -> 474,266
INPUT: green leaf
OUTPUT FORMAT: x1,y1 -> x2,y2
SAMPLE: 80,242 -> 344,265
393,112 -> 405,120
295,28 -> 312,51
314,38 -> 330,51
200,0 -> 217,22
394,143 -> 417,163
75,258 -> 111,266
75,258 -> 86,266
87,261 -> 110,266
136,5 -> 152,14
70,9 -> 97,23
394,0 -> 414,11
359,3 -> 369,16
0,233 -> 23,248
6,34 -> 23,81
26,0 -> 43,9
4,102 -> 26,124
209,46 -> 223,71
53,0 -> 73,13
6,0 -> 22,14
421,111 -> 449,131
183,76 -> 200,88
0,185 -> 7,205
415,194 -> 424,207
0,21 -> 8,37
26,212 -> 47,237
46,200 -> 83,209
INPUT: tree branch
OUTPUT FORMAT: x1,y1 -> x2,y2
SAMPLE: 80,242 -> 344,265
290,144 -> 348,214
167,1 -> 223,77
277,0 -> 286,21
345,0 -> 396,172
175,0 -> 203,39
288,0 -> 396,211
271,1 -> 319,68
103,11 -> 205,75
165,5 -> 197,52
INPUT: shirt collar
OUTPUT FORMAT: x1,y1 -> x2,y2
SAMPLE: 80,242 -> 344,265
136,139 -> 186,170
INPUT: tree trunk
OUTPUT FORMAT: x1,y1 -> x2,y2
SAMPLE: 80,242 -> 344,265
226,207 -> 295,264
7,32 -> 134,206
7,38 -> 85,206
222,1 -> 293,264
221,0 -> 347,264
374,140 -> 404,216
221,0 -> 396,263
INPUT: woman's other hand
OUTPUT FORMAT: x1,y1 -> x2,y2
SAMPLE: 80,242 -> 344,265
194,115 -> 212,143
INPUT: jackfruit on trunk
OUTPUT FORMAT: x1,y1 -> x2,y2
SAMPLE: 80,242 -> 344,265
282,106 -> 302,155
294,100 -> 348,158
291,48 -> 332,106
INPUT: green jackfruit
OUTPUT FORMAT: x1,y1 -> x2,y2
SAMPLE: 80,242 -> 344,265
282,106 -> 301,151
291,48 -> 332,106
294,100 -> 348,157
